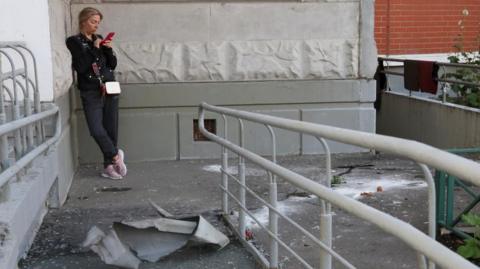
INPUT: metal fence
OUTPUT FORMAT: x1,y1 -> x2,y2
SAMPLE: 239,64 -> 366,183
198,102 -> 480,269
378,56 -> 480,103
0,42 -> 60,202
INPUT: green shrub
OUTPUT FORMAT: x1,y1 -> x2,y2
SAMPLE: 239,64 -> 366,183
457,213 -> 480,259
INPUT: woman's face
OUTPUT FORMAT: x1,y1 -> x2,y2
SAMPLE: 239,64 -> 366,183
81,15 -> 101,35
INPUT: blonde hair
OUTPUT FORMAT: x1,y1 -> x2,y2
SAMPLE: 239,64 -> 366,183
78,7 -> 103,31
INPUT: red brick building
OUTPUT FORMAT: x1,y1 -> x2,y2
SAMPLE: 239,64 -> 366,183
375,0 -> 479,56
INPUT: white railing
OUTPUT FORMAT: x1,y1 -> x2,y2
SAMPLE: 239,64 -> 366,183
198,102 -> 480,269
0,42 -> 60,202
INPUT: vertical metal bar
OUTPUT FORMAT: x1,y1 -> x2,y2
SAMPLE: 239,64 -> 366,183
435,171 -> 446,227
268,173 -> 278,269
222,114 -> 228,214
418,163 -> 436,269
0,53 -> 8,202
13,103 -> 22,159
317,137 -> 332,269
238,119 -> 246,240
417,253 -> 428,269
0,51 -> 22,159
0,59 -> 9,171
0,51 -> 18,102
18,45 -> 43,143
265,125 -> 278,269
25,98 -> 33,150
13,81 -> 28,155
442,84 -> 447,103
317,137 -> 332,210
7,46 -> 33,151
440,66 -> 447,103
446,175 -> 455,227
35,88 -> 42,144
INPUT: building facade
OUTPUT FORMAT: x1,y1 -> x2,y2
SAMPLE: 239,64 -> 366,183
375,0 -> 479,60
0,1 -> 377,267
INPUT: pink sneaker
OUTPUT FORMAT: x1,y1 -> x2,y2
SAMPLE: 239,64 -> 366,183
115,149 -> 127,177
101,164 -> 123,180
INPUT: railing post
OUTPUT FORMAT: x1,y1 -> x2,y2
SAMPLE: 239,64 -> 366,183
418,163 -> 436,269
222,115 -> 228,215
317,137 -> 332,269
266,125 -> 278,269
238,119 -> 246,240
13,104 -> 23,159
417,253 -> 428,269
0,59 -> 9,171
0,56 -> 8,202
7,45 -> 34,152
25,98 -> 34,150
18,45 -> 43,144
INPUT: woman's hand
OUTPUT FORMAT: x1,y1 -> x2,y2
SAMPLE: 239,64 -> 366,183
101,39 -> 112,48
94,38 -> 101,48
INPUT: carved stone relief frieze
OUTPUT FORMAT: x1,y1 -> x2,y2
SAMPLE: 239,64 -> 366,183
185,41 -> 227,81
305,39 -> 358,79
115,42 -> 183,82
230,40 -> 302,80
112,39 -> 359,83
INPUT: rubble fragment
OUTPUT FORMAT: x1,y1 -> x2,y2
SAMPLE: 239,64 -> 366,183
82,202 -> 229,269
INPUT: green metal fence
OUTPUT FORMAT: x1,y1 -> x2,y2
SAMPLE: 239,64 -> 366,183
436,148 -> 480,239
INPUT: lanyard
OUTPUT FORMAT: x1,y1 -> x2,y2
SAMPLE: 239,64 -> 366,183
92,62 -> 106,96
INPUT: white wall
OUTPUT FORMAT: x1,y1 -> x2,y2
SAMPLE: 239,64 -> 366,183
0,0 -> 54,101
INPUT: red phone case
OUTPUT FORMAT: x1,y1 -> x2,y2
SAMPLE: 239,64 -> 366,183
100,32 -> 115,45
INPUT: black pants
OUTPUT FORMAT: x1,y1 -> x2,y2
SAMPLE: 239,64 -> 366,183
80,90 -> 119,167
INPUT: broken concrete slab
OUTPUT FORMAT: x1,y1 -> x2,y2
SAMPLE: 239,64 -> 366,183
83,209 -> 230,269
82,226 -> 141,269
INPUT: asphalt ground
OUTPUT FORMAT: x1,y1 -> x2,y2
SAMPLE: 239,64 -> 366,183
19,153 -> 479,269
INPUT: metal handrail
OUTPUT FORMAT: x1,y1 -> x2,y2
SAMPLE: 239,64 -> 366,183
0,107 -> 57,137
379,57 -> 480,70
0,42 -> 52,201
201,103 -> 480,186
0,106 -> 60,189
378,57 -> 480,104
220,168 -> 355,269
198,102 -> 479,269
1,42 -> 44,144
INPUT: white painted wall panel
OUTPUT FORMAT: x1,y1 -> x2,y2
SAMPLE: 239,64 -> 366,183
0,0 -> 54,101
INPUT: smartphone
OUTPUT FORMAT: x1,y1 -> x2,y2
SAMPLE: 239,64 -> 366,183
100,32 -> 115,45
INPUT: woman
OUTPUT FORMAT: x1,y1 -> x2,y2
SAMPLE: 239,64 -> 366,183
66,7 -> 127,179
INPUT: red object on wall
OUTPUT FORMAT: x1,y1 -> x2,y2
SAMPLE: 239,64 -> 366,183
403,60 -> 438,94
375,0 -> 480,55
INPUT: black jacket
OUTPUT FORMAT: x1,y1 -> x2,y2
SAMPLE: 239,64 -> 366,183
66,33 -> 117,92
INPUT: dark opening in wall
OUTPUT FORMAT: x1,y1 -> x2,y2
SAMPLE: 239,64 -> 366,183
193,119 -> 216,141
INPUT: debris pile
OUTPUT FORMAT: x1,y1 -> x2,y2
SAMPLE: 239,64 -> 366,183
82,201 -> 229,269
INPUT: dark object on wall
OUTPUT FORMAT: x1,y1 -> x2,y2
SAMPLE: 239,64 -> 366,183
404,60 -> 439,94
374,59 -> 387,110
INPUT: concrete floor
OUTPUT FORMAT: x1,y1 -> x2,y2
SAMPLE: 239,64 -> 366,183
18,153 -> 473,269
